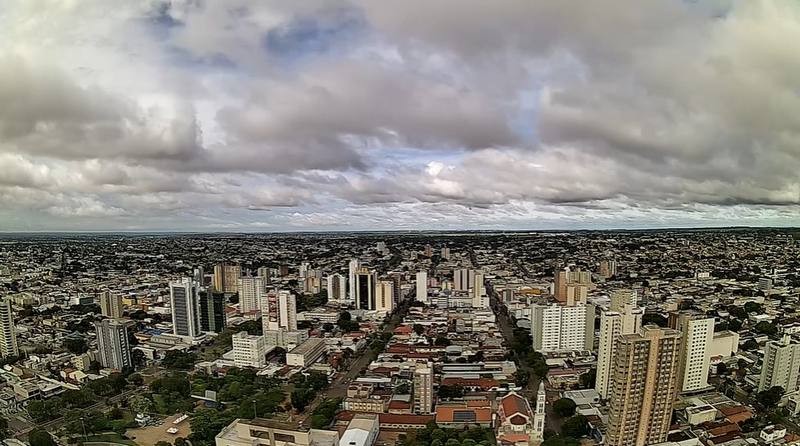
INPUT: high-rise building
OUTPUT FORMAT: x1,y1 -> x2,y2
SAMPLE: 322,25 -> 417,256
472,273 -> 488,308
533,381 -> 546,441
199,291 -> 226,333
674,313 -> 714,393
232,331 -> 268,369
237,276 -> 265,314
453,268 -> 476,292
0,299 -> 18,358
355,268 -> 377,311
531,303 -> 595,352
415,271 -> 428,304
441,247 -> 451,260
413,362 -> 434,414
388,272 -> 402,303
606,326 -> 682,446
299,262 -> 311,279
327,274 -> 347,302
599,260 -> 618,279
376,280 -> 394,313
262,290 -> 297,332
596,304 -> 644,399
213,263 -> 241,294
256,266 -> 272,284
99,291 -> 123,319
348,259 -> 360,302
553,267 -> 592,304
610,289 -> 637,311
170,279 -> 200,338
759,335 -> 800,392
424,244 -> 433,257
95,319 -> 132,370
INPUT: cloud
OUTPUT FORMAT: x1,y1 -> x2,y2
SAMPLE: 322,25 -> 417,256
0,0 -> 798,230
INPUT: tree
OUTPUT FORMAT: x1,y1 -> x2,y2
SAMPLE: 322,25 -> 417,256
742,339 -> 759,351
744,302 -> 764,314
755,321 -> 777,336
413,324 -> 425,335
561,415 -> 589,438
642,313 -> 668,327
28,429 -> 57,446
728,319 -> 743,332
553,398 -> 577,418
64,337 -> 88,354
175,438 -> 188,446
0,417 -> 9,439
579,368 -> 596,389
131,395 -> 155,414
757,386 -> 784,408
716,362 -> 728,375
129,373 -> 144,386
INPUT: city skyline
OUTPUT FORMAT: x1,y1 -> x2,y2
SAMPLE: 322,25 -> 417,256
2,1 -> 800,231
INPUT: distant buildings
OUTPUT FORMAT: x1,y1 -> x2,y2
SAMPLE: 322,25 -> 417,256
606,326 -> 682,446
472,272 -> 488,308
348,258 -> 360,302
354,268 -> 377,311
759,335 -> 800,392
232,331 -> 267,369
453,268 -> 475,292
553,267 -> 592,305
95,319 -> 132,370
262,290 -> 297,332
327,273 -> 347,303
376,280 -> 394,313
169,279 -> 200,338
99,291 -> 123,318
0,299 -> 19,358
599,259 -> 618,279
213,263 -> 241,294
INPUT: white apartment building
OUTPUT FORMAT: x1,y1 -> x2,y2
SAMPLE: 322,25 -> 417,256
99,291 -> 123,318
232,331 -> 268,368
531,303 -> 595,352
596,304 -> 643,399
0,299 -> 18,358
759,335 -> 800,392
413,362 -> 434,414
261,290 -> 298,332
169,279 -> 200,339
472,273 -> 489,308
327,274 -> 347,302
376,280 -> 394,313
237,276 -> 265,314
676,314 -> 714,392
416,271 -> 428,304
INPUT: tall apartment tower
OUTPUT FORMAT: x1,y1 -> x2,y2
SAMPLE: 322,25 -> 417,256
606,326 -> 682,446
95,319 -> 132,370
376,280 -> 394,313
533,381 -> 546,441
213,263 -> 241,294
413,362 -> 434,414
674,313 -> 714,393
327,274 -> 347,303
0,299 -> 19,358
759,335 -> 800,392
599,260 -> 618,279
262,290 -> 298,332
472,273 -> 488,308
99,292 -> 123,318
554,267 -> 592,304
169,279 -> 200,338
531,303 -> 595,352
415,271 -> 428,304
232,331 -> 268,369
199,291 -> 226,333
355,268 -> 377,311
610,289 -> 637,311
453,268 -> 475,292
596,303 -> 644,399
237,276 -> 265,314
348,259 -> 360,302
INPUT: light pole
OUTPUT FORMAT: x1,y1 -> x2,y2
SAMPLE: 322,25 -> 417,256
252,399 -> 258,419
80,416 -> 88,440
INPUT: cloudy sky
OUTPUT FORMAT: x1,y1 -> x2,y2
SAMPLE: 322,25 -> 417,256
1,0 -> 799,231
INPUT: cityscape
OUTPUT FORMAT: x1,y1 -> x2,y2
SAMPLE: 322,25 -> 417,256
3,1 -> 800,446
0,230 -> 797,446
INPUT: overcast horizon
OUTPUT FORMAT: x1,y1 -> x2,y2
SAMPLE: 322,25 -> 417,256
2,1 -> 800,231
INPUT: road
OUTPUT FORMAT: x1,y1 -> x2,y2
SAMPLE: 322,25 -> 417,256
297,301 -> 412,425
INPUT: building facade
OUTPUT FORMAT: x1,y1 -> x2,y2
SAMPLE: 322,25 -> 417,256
95,319 -> 133,370
169,279 -> 200,338
596,304 -> 643,399
531,303 -> 595,352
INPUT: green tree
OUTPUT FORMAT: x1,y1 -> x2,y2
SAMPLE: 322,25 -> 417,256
413,324 -> 425,335
553,398 -> 577,418
64,337 -> 89,354
0,417 -> 9,439
755,321 -> 778,336
28,429 -> 57,446
744,302 -> 764,314
579,369 -> 596,389
757,386 -> 784,408
561,415 -> 589,438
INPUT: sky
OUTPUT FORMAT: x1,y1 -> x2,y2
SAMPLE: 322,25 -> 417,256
1,0 -> 799,232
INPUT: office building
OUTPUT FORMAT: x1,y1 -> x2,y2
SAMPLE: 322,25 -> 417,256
215,419 -> 339,446
674,313 -> 714,393
262,290 -> 297,332
169,279 -> 200,338
199,291 -> 226,333
596,304 -> 644,399
99,291 -> 123,318
531,303 -> 595,352
759,335 -> 800,392
376,280 -> 394,313
327,274 -> 347,303
213,263 -> 241,294
232,331 -> 268,368
355,268 -> 377,311
416,271 -> 428,304
0,299 -> 18,359
238,276 -> 265,314
348,258 -> 360,302
413,362 -> 434,414
606,326 -> 682,446
95,319 -> 132,370
286,337 -> 327,367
